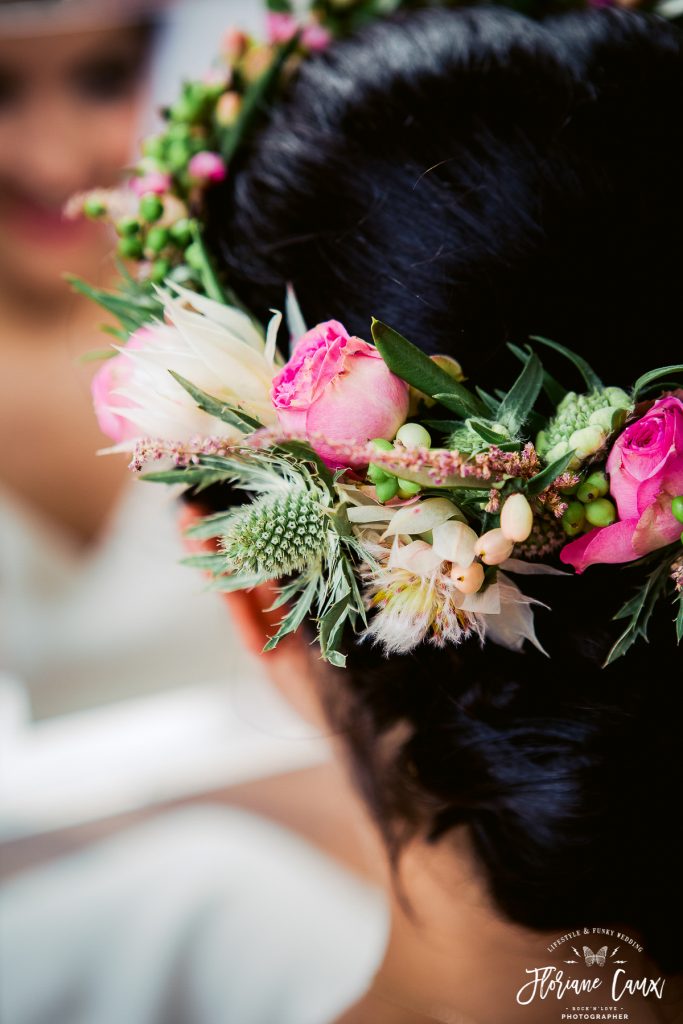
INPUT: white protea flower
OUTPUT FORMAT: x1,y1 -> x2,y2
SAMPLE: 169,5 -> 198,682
92,284 -> 281,446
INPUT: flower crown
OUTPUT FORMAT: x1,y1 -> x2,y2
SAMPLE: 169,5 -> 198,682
75,0 -> 683,668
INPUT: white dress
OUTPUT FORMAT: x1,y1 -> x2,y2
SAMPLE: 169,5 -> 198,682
0,482 -> 389,1022
0,806 -> 389,1024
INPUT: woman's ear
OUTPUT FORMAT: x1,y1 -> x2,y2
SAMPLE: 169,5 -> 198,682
178,502 -> 297,658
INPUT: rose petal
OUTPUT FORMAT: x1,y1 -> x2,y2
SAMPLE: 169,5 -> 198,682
560,519 -> 640,572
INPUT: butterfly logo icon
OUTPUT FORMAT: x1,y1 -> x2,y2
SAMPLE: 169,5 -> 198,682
583,946 -> 608,967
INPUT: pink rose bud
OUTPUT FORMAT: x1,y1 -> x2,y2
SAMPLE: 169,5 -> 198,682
500,493 -> 534,542
302,23 -> 332,52
91,328 -> 154,443
187,151 -> 227,184
215,91 -> 242,127
475,528 -> 514,566
266,12 -> 299,45
450,561 -> 485,595
130,172 -> 171,197
271,320 -> 410,469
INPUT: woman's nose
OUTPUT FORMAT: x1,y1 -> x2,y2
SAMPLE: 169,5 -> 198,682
12,96 -> 99,202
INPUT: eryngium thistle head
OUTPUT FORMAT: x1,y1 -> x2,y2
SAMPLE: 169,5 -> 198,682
536,387 -> 632,465
222,486 -> 327,578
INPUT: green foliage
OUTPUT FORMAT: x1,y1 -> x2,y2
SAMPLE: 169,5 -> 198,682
496,352 -> 544,435
168,371 -> 263,432
632,364 -> 683,400
529,335 -> 603,391
605,559 -> 672,666
66,274 -> 162,335
371,319 -> 485,419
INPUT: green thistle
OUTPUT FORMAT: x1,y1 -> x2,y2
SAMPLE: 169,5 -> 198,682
536,387 -> 632,465
222,486 -> 327,578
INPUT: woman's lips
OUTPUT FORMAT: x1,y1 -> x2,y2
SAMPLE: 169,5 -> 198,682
1,192 -> 94,246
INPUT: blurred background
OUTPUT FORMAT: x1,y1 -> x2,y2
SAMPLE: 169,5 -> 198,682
0,3 -> 388,1022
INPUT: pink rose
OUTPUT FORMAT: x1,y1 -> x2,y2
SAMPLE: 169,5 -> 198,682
91,328 -> 153,443
271,320 -> 410,467
561,395 -> 683,572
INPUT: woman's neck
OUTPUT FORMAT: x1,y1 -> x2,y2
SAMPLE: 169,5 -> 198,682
363,834 -> 675,1024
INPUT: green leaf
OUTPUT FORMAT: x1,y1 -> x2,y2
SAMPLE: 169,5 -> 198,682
141,467 -> 225,485
524,450 -> 577,496
181,552 -> 228,571
169,371 -> 263,431
507,343 -> 567,406
208,571 -> 266,593
371,319 -> 485,419
604,560 -> 671,666
675,592 -> 683,644
219,35 -> 300,165
188,223 -> 226,304
184,511 -> 237,539
632,364 -> 683,400
67,274 -> 162,334
275,440 -> 335,487
466,418 -> 510,445
263,573 -> 318,652
77,347 -> 119,364
319,592 -> 352,665
496,352 -> 544,434
529,335 -> 603,391
475,387 -> 500,415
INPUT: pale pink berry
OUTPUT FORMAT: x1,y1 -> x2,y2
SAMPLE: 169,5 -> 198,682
302,23 -> 332,52
215,91 -> 242,127
131,172 -> 171,197
500,493 -> 534,543
450,561 -> 485,595
475,528 -> 514,566
187,151 -> 227,184
266,12 -> 299,44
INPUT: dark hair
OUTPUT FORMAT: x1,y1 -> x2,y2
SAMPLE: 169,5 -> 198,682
212,7 -> 683,973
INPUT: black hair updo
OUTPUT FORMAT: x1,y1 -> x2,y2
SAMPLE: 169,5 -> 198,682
210,7 -> 683,973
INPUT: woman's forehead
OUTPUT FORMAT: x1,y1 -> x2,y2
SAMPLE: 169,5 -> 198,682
0,0 -> 167,40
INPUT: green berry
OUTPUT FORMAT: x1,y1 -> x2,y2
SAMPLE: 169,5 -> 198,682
116,216 -> 140,237
142,135 -> 165,160
169,217 -> 194,248
83,197 -> 107,219
166,140 -> 191,172
375,477 -> 399,504
139,194 -> 164,223
397,478 -> 422,499
149,259 -> 172,283
396,423 -> 432,449
671,495 -> 683,524
562,501 -> 586,537
577,470 -> 610,504
370,437 -> 394,451
585,498 -> 617,528
145,226 -> 170,253
184,242 -> 204,271
367,462 -> 390,485
117,236 -> 144,260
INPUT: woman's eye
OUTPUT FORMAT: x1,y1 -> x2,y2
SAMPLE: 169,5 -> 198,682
0,69 -> 22,111
70,58 -> 142,103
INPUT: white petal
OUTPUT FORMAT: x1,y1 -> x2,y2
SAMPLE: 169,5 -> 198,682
500,558 -> 570,576
432,520 -> 478,567
461,582 -> 501,614
388,539 -> 443,576
162,283 -> 265,351
285,283 -> 307,346
384,497 -> 461,537
265,309 -> 283,367
483,573 -> 548,654
347,506 -> 397,524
